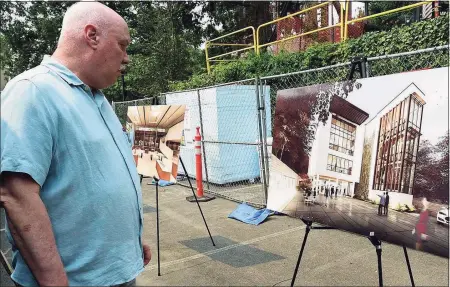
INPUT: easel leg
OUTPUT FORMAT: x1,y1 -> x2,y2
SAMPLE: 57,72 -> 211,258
155,178 -> 161,276
368,233 -> 383,287
179,157 -> 215,247
403,245 -> 415,287
290,220 -> 312,287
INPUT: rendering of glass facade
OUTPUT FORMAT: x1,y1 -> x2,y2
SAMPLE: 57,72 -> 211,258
327,154 -> 353,175
372,93 -> 425,194
329,116 -> 356,156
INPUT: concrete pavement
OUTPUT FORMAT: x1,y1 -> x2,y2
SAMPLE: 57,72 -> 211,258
1,181 -> 447,286
136,180 -> 449,286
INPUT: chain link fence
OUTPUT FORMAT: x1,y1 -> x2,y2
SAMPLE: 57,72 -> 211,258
110,45 -> 448,208
159,79 -> 271,207
112,97 -> 156,126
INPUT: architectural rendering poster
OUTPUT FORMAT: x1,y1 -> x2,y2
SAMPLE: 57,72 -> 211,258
127,105 -> 186,182
267,67 -> 448,257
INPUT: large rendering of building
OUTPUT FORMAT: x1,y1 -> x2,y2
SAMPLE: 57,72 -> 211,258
308,95 -> 369,197
364,83 -> 426,207
269,78 -> 435,211
309,83 -> 426,207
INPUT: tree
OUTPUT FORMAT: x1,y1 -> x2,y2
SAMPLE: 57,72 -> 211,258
0,1 -> 207,102
103,2 -> 205,102
0,33 -> 11,70
365,1 -> 419,32
0,1 -> 135,78
200,2 -> 271,58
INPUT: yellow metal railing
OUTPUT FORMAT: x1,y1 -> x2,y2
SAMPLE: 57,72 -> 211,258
344,0 -> 434,40
205,26 -> 256,74
256,1 -> 339,54
205,1 -> 435,70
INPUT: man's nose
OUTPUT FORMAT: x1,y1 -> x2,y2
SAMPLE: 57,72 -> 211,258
123,52 -> 130,65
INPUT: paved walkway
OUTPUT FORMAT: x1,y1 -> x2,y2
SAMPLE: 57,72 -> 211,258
1,182 -> 448,286
135,181 -> 448,286
282,191 -> 449,258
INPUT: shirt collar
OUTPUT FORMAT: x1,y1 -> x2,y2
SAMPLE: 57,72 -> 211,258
41,55 -> 84,86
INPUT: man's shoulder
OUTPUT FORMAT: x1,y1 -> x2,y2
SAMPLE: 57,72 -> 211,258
7,65 -> 52,87
3,64 -> 71,104
5,64 -> 73,95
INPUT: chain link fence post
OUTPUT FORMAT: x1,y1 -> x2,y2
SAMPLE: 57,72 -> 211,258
263,79 -> 271,190
259,78 -> 270,205
255,76 -> 269,205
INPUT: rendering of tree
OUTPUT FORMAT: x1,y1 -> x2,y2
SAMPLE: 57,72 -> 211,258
355,137 -> 374,200
414,132 -> 449,203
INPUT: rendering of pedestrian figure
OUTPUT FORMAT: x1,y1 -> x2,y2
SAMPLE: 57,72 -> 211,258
377,192 -> 386,215
325,186 -> 330,207
384,192 -> 390,215
331,186 -> 335,199
306,187 -> 312,198
413,198 -> 430,251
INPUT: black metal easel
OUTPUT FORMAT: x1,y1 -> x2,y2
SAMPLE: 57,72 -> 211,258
153,176 -> 161,276
403,245 -> 415,287
347,56 -> 368,80
367,234 -> 415,287
290,219 -> 335,287
290,224 -> 415,287
368,232 -> 383,287
179,157 -> 216,247
146,156 -> 215,276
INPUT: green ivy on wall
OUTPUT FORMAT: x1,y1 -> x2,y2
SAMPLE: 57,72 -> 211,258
170,15 -> 449,91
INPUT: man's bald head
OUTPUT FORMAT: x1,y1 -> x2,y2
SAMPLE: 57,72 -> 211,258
58,1 -> 125,48
53,1 -> 130,89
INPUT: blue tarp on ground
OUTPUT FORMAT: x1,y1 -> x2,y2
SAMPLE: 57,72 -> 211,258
148,179 -> 174,187
228,203 -> 274,225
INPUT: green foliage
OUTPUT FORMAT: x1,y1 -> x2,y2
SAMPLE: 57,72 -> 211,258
0,1 -> 206,102
171,15 -> 449,91
365,1 -> 418,33
0,34 -> 11,70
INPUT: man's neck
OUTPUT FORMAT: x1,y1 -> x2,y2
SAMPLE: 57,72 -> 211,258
52,49 -> 94,89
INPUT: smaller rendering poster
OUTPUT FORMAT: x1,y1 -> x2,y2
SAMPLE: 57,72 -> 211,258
127,105 -> 186,183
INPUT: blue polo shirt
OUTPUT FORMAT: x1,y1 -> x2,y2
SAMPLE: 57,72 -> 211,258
1,56 -> 144,286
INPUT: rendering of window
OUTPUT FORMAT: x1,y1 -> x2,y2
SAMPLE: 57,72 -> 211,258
329,116 -> 356,156
372,92 -> 425,194
327,154 -> 353,175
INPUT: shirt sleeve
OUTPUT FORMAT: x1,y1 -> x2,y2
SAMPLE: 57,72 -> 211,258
1,79 -> 55,187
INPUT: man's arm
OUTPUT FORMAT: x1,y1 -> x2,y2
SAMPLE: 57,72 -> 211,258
0,172 -> 68,286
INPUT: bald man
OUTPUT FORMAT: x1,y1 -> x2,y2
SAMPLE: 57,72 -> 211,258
1,2 -> 150,286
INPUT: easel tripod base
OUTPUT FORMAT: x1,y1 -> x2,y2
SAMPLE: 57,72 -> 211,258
186,194 -> 215,202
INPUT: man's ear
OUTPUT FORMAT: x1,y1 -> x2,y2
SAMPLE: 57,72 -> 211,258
84,24 -> 99,50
